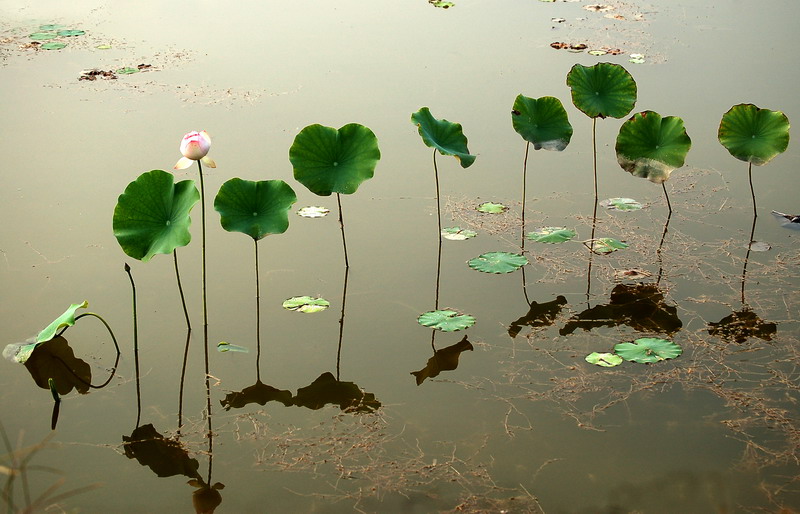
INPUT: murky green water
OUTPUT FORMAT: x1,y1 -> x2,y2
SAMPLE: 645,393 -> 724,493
1,0 -> 798,512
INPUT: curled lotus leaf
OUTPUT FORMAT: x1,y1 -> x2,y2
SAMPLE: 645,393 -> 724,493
718,104 -> 790,166
586,238 -> 628,254
511,95 -> 573,151
615,111 -> 692,184
411,107 -> 476,168
442,227 -> 477,240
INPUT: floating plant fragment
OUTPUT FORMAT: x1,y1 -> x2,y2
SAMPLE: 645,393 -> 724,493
511,95 -> 573,151
282,296 -> 330,313
718,104 -> 790,166
477,202 -> 507,213
614,337 -> 682,363
116,67 -> 139,74
588,50 -> 607,56
113,170 -> 200,262
615,111 -> 692,184
411,107 -> 476,168
585,352 -> 623,367
527,227 -> 576,244
217,342 -> 249,353
418,310 -> 476,332
41,42 -> 66,50
468,252 -> 528,274
629,53 -> 645,64
442,226 -> 477,240
584,4 -> 614,11
57,29 -> 85,37
771,210 -> 800,230
586,238 -> 628,254
429,0 -> 455,7
297,206 -> 330,218
95,44 -> 112,50
614,268 -> 651,281
600,197 -> 642,211
214,178 -> 297,240
748,241 -> 771,252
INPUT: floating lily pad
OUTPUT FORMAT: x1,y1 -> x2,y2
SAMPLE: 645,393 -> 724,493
566,62 -> 637,119
718,104 -> 790,166
587,238 -> 628,254
599,197 -> 642,211
629,53 -> 645,64
290,123 -> 381,196
411,107 -> 476,168
116,67 -> 140,74
588,49 -> 608,56
217,342 -> 249,353
477,202 -> 507,213
214,178 -> 297,240
113,169 -> 200,262
585,352 -> 623,367
615,111 -> 692,184
297,206 -> 330,218
41,42 -> 67,50
511,95 -> 573,151
748,241 -> 771,252
527,227 -> 576,244
95,44 -> 112,50
442,226 -> 477,240
29,32 -> 57,40
614,337 -> 682,363
57,29 -> 85,37
418,310 -> 476,332
468,252 -> 528,274
429,0 -> 454,7
282,296 -> 330,313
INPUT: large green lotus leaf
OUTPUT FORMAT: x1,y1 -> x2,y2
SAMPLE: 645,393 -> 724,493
566,62 -> 637,119
718,104 -> 790,166
113,170 -> 200,261
418,310 -> 476,332
615,111 -> 692,183
214,178 -> 297,240
38,301 -> 89,344
614,337 -> 682,363
468,252 -> 528,274
289,123 -> 380,196
411,107 -> 476,168
512,95 -> 573,151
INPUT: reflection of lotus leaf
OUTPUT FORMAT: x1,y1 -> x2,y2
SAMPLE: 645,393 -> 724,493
123,424 -> 202,479
468,252 -> 528,274
511,95 -> 573,151
566,62 -> 637,119
17,336 -> 91,395
291,372 -> 380,413
508,296 -> 568,338
615,111 -> 692,184
411,107 -> 476,168
411,336 -> 473,385
418,310 -> 476,332
560,283 -> 682,336
190,479 -> 225,514
708,308 -> 777,344
718,104 -> 790,166
220,380 -> 293,411
614,338 -> 682,363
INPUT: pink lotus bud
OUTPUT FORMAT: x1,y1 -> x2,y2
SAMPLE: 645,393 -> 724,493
175,130 -> 217,169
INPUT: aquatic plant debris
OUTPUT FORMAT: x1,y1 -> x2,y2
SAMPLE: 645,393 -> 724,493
748,241 -> 771,252
468,252 -> 528,274
428,0 -> 454,7
441,226 -> 477,240
297,206 -> 330,218
629,53 -> 645,64
527,227 -> 577,244
477,202 -> 507,214
614,338 -> 682,363
282,296 -> 330,313
418,310 -> 476,332
585,352 -> 623,367
614,268 -> 651,281
599,197 -> 642,211
217,342 -> 249,353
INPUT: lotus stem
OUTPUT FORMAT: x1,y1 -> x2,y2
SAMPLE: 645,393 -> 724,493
173,250 -> 191,331
747,162 -> 757,219
662,182 -> 672,213
433,149 -> 442,236
177,328 -> 190,437
336,193 -> 349,268
254,238 -> 261,383
63,312 -> 121,389
196,160 -> 213,485
656,210 -> 672,286
521,142 -> 531,305
124,263 -> 141,428
591,118 -> 598,205
336,265 -> 350,381
741,213 -> 758,305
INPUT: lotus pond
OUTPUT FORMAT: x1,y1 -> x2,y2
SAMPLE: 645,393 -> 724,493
1,0 -> 799,512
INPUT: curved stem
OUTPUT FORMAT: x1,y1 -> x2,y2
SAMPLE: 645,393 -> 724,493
521,142 -> 530,305
196,160 -> 213,485
124,264 -> 141,429
747,162 -> 757,219
254,239 -> 261,383
63,312 -> 121,389
337,193 -> 349,269
656,209 -> 673,286
433,149 -> 442,236
662,182 -> 672,213
173,250 -> 191,331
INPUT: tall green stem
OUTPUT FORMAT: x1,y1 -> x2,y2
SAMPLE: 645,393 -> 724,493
747,162 -> 757,219
662,182 -> 672,213
521,142 -> 530,305
124,263 -> 141,428
337,193 -> 349,268
591,118 -> 598,205
196,160 -> 213,484
433,149 -> 442,236
254,239 -> 261,383
173,249 -> 191,330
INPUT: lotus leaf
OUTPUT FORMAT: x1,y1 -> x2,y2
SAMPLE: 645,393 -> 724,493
418,310 -> 476,332
614,337 -> 682,363
718,104 -> 790,166
411,107 -> 476,168
290,123 -> 381,196
527,227 -> 576,244
113,170 -> 199,261
587,238 -> 628,254
57,29 -> 85,37
566,62 -> 637,119
297,206 -> 330,218
29,32 -> 57,40
468,252 -> 528,274
585,352 -> 623,367
282,296 -> 330,313
442,227 -> 478,240
615,111 -> 692,183
41,42 -> 66,50
38,301 -> 90,344
477,202 -> 507,213
599,197 -> 642,211
214,178 -> 297,240
511,95 -> 573,151
217,342 -> 249,353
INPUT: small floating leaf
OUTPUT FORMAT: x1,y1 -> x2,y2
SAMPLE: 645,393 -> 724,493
41,42 -> 67,50
614,337 -> 682,363
38,301 -> 90,344
429,0 -> 455,7
95,44 -> 112,50
442,226 -> 477,240
116,67 -> 140,74
468,252 -> 528,274
418,310 -> 476,332
527,227 -> 576,244
411,107 -> 476,168
297,206 -> 330,218
217,342 -> 249,353
748,241 -> 771,252
629,53 -> 645,64
57,29 -> 85,37
599,197 -> 642,211
585,352 -> 623,367
477,202 -> 507,213
282,296 -> 330,313
588,49 -> 607,56
587,238 -> 628,254
29,32 -> 57,40
39,24 -> 64,31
